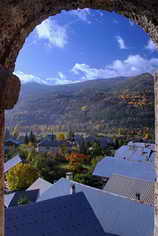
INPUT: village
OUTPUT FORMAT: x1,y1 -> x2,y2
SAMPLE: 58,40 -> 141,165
4,129 -> 155,236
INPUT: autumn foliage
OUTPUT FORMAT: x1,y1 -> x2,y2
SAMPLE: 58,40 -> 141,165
66,152 -> 90,172
6,163 -> 39,191
66,152 -> 90,163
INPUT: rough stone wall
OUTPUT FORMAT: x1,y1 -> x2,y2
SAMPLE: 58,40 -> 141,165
155,73 -> 158,236
0,0 -> 158,71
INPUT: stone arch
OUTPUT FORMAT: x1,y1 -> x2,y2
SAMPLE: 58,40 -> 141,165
0,1 -> 158,236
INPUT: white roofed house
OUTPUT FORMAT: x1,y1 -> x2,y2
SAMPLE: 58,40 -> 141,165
93,157 -> 156,182
27,177 -> 53,198
4,155 -> 22,191
36,178 -> 154,236
104,174 -> 154,205
115,141 -> 155,163
4,155 -> 22,174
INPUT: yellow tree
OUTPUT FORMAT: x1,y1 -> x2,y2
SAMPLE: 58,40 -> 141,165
6,163 -> 39,191
57,133 -> 65,141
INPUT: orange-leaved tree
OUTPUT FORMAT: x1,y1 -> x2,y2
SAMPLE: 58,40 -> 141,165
66,152 -> 90,172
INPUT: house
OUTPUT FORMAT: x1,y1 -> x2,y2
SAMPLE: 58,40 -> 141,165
73,135 -> 84,145
5,192 -> 111,236
4,138 -> 21,152
5,189 -> 39,207
4,155 -> 22,174
84,136 -> 113,149
27,177 -> 52,197
115,142 -> 155,163
93,157 -> 156,182
37,134 -> 63,152
37,178 -> 154,236
103,174 -> 154,205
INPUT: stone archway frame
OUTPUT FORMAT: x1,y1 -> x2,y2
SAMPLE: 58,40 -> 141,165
0,1 -> 158,236
0,0 -> 158,71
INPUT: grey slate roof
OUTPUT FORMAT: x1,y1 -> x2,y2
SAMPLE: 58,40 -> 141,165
37,178 -> 154,236
5,138 -> 21,146
38,134 -> 62,147
27,177 -> 52,197
93,157 -> 156,182
5,189 -> 39,207
4,155 -> 22,173
5,192 -> 114,236
104,174 -> 154,205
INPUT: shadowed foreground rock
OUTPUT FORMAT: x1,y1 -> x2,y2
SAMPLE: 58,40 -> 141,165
0,66 -> 20,110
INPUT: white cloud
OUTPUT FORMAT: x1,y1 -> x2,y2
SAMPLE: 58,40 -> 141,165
71,8 -> 91,23
116,36 -> 127,49
15,55 -> 158,86
14,71 -> 78,86
58,72 -> 65,79
35,18 -> 68,48
71,55 -> 158,80
14,71 -> 46,84
72,63 -> 108,80
146,39 -> 157,52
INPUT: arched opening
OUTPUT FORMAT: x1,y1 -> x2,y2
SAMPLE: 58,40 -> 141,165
8,9 -> 156,140
1,1 -> 158,236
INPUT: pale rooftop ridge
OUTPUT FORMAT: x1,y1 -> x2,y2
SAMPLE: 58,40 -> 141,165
27,177 -> 53,197
4,154 -> 22,173
93,156 -> 156,181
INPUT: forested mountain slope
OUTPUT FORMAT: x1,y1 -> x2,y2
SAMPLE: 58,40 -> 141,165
6,73 -> 154,135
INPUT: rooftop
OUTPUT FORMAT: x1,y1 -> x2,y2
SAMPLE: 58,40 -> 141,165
38,135 -> 63,147
5,189 -> 39,208
93,157 -> 156,182
104,174 -> 154,205
115,142 -> 155,163
37,178 -> 154,236
4,155 -> 22,173
6,192 -> 113,236
27,177 -> 52,197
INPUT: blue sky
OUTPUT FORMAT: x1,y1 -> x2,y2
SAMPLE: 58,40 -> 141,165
15,9 -> 158,85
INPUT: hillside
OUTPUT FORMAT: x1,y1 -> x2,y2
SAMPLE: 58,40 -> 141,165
6,73 -> 154,135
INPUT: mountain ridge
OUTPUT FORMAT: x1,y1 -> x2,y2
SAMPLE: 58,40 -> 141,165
6,73 -> 154,136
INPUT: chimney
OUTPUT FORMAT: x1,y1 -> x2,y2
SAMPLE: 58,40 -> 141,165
66,172 -> 73,180
70,184 -> 76,194
136,193 -> 141,201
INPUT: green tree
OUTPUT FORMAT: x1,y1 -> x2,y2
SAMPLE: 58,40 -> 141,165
5,128 -> 10,139
88,141 -> 103,157
17,196 -> 30,205
29,130 -> 36,144
18,144 -> 32,161
12,125 -> 20,138
67,130 -> 75,141
31,154 -> 66,183
6,163 -> 39,191
24,133 -> 29,144
74,172 -> 104,188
